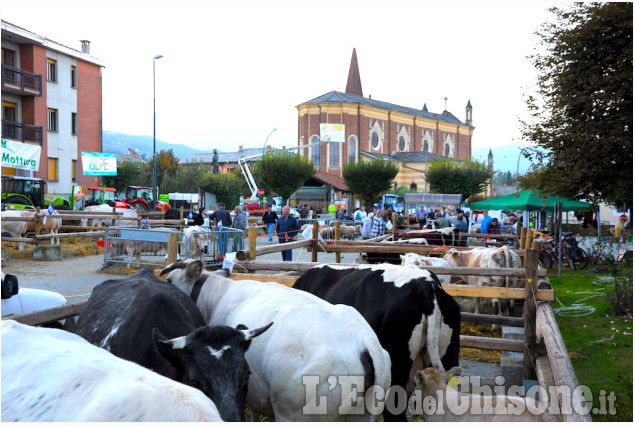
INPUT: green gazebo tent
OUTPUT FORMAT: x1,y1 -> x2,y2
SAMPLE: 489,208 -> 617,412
470,190 -> 597,212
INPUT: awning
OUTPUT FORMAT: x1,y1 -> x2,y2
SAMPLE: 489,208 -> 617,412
294,187 -> 328,200
470,190 -> 597,212
404,193 -> 463,206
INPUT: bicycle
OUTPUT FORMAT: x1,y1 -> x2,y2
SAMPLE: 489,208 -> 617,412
538,233 -> 588,270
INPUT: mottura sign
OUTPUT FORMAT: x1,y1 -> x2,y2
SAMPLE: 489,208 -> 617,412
1,138 -> 41,171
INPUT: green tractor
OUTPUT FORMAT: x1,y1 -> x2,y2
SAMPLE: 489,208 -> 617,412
1,176 -> 70,210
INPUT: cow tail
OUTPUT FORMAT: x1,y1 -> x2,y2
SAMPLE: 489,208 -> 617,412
361,338 -> 391,393
503,245 -> 511,289
426,300 -> 445,371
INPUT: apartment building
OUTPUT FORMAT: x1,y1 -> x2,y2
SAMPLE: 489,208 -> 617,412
1,20 -> 104,196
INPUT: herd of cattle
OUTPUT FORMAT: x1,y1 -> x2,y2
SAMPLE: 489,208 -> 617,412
0,236 -> 538,422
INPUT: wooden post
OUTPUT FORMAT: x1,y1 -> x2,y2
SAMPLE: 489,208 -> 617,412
311,223 -> 318,262
335,220 -> 341,263
248,227 -> 256,260
180,206 -> 184,220
523,248 -> 539,380
111,205 -> 116,227
519,225 -> 526,246
167,232 -> 179,264
35,207 -> 42,236
392,214 -> 397,237
135,204 -> 141,227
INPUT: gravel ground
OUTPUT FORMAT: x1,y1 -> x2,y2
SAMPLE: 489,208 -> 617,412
1,236 -> 348,303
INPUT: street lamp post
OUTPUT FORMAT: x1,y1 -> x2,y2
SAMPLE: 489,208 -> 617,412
262,128 -> 277,157
153,54 -> 163,209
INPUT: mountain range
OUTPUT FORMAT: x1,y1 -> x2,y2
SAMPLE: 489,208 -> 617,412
103,131 -> 534,174
103,131 -> 207,161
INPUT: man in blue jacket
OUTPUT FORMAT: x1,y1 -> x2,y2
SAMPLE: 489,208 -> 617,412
276,206 -> 299,261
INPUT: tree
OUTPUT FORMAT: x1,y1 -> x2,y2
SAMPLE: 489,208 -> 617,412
521,3 -> 633,208
103,160 -> 144,193
199,173 -> 243,208
342,158 -> 399,210
146,149 -> 180,193
162,162 -> 208,194
254,152 -> 315,206
425,158 -> 492,202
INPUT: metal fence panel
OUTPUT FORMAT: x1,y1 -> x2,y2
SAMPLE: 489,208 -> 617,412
104,227 -> 184,268
185,228 -> 244,264
105,226 -> 246,268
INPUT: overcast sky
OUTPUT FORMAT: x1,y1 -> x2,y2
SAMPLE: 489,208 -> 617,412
2,0 -> 555,154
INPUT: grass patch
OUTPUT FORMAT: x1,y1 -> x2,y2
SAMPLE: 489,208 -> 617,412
547,265 -> 633,421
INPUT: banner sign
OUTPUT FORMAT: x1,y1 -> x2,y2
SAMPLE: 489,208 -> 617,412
319,123 -> 345,142
81,152 -> 117,176
1,138 -> 41,171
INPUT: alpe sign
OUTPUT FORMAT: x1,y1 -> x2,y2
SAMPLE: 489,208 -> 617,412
1,139 -> 41,171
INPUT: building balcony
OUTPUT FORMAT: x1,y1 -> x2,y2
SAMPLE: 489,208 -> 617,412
1,65 -> 42,96
1,120 -> 43,145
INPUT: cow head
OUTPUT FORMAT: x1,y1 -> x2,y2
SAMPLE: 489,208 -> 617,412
442,248 -> 462,267
153,322 -> 273,421
160,260 -> 205,293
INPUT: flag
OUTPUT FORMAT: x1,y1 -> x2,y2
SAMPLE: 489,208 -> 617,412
47,204 -> 55,215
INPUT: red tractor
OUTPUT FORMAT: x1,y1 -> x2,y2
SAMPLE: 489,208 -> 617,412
85,187 -> 132,209
123,186 -> 170,212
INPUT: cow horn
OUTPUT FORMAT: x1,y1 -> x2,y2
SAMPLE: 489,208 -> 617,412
160,261 -> 187,276
238,322 -> 273,341
164,335 -> 188,349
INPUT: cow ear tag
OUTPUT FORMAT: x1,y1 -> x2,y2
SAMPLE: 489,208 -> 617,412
448,374 -> 460,387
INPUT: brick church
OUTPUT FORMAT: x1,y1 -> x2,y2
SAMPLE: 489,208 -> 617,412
295,48 -> 474,195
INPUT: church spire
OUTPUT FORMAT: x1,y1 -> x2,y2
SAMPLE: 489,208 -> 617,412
345,48 -> 363,97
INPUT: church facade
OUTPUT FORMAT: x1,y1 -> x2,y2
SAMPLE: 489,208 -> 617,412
296,49 -> 475,194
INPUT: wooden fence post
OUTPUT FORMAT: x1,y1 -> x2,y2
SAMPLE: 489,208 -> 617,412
311,223 -> 318,262
135,204 -> 142,227
335,220 -> 341,263
392,213 -> 397,237
248,227 -> 256,260
167,232 -> 179,264
35,207 -> 42,236
523,248 -> 539,380
180,206 -> 184,220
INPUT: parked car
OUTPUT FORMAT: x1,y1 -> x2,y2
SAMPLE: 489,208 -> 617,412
1,272 -> 68,327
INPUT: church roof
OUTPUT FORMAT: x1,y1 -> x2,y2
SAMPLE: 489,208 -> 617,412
299,91 -> 467,126
361,150 -> 463,164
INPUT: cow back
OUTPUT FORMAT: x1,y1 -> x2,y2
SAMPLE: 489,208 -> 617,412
76,268 -> 205,378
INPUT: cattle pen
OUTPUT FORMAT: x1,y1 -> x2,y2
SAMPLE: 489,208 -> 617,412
3,221 -> 592,421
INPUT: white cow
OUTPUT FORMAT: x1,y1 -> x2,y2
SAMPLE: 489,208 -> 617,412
1,320 -> 222,422
22,209 -> 62,245
185,225 -> 210,260
443,246 -> 522,325
400,253 -> 452,285
161,260 -> 392,421
1,210 -> 28,250
412,367 -> 557,421
79,204 -> 138,228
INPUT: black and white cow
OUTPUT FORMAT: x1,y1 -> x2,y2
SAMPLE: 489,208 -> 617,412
293,263 -> 461,421
75,267 -> 271,421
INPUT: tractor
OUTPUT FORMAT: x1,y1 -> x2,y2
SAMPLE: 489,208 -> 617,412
1,176 -> 70,210
122,186 -> 169,212
84,186 -> 132,209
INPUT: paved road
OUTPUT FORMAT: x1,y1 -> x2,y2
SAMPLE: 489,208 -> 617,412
1,235 -> 349,303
